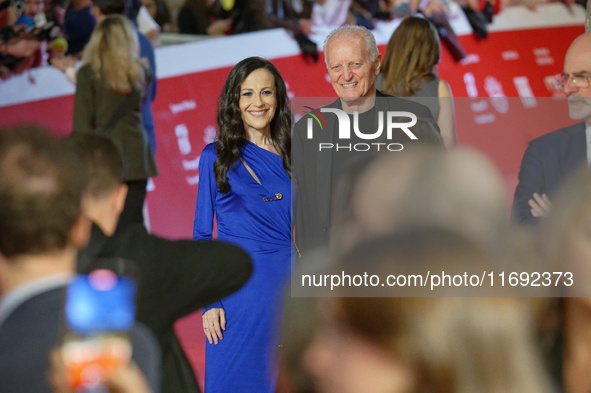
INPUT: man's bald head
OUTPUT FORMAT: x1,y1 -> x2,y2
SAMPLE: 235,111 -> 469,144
563,32 -> 591,124
566,31 -> 591,57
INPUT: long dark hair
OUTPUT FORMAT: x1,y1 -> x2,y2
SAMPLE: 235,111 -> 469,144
214,56 -> 291,193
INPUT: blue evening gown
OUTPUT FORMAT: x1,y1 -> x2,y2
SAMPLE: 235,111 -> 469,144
193,138 -> 293,392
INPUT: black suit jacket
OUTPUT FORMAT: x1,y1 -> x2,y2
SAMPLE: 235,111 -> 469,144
512,122 -> 586,225
78,223 -> 253,393
292,90 -> 436,254
0,285 -> 161,393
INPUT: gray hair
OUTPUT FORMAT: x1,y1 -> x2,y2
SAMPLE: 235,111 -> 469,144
323,25 -> 379,68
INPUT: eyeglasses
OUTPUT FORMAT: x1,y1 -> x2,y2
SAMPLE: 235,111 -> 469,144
555,72 -> 591,89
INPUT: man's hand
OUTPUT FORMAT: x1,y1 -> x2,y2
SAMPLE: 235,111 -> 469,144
528,192 -> 552,217
47,348 -> 152,393
299,19 -> 313,35
50,55 -> 77,73
206,19 -> 233,36
4,38 -> 40,58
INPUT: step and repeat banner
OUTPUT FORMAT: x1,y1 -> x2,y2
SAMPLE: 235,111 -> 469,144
0,3 -> 586,239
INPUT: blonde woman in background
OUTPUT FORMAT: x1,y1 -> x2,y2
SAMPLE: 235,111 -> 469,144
73,14 -> 158,231
380,16 -> 457,149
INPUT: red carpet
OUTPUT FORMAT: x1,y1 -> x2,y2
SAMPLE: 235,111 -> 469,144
175,311 -> 206,392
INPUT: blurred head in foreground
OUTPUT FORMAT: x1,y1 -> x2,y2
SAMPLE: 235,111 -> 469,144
0,126 -> 87,269
67,133 -> 128,237
538,165 -> 591,294
536,165 -> 591,393
331,146 -> 509,257
297,228 -> 551,393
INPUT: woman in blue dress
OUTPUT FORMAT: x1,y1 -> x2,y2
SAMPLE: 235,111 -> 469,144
193,56 -> 293,392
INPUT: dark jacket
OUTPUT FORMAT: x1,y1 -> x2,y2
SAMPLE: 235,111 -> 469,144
512,122 -> 586,225
292,90 -> 436,254
78,223 -> 253,393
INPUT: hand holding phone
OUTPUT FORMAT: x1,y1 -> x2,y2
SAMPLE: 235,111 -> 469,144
60,266 -> 138,391
48,348 -> 152,393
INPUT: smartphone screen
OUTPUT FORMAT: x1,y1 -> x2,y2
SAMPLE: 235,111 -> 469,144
61,268 -> 138,390
64,269 -> 137,335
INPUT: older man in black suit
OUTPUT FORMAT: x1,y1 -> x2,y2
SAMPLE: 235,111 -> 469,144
292,25 -> 437,255
513,32 -> 591,224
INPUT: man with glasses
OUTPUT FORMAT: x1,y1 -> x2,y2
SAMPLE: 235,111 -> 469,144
512,32 -> 591,224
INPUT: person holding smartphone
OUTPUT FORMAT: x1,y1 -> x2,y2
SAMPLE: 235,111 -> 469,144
0,126 -> 161,393
70,133 -> 253,393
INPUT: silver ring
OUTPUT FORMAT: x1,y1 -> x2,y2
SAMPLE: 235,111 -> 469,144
204,327 -> 209,329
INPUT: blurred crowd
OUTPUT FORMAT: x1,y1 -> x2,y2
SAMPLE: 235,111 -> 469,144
0,0 -> 160,80
0,0 -> 580,81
